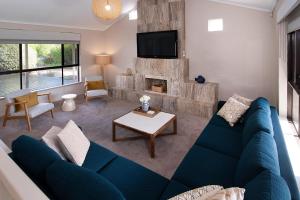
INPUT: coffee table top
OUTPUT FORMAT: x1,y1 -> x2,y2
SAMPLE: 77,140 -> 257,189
114,111 -> 176,135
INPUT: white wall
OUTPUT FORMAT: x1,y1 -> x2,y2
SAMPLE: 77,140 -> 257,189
186,0 -> 277,104
103,17 -> 137,87
103,0 -> 278,105
0,22 -> 106,115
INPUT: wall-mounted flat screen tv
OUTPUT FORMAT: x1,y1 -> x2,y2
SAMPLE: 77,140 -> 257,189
137,30 -> 178,59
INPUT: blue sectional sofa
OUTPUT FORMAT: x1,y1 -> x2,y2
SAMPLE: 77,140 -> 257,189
10,97 -> 299,200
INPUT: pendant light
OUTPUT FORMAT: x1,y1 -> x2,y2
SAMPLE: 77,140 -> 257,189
92,0 -> 122,20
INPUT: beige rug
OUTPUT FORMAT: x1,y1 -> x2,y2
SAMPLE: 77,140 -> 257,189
0,96 -> 208,178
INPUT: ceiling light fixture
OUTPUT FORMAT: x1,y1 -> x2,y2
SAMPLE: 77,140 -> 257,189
105,0 -> 112,11
92,0 -> 122,21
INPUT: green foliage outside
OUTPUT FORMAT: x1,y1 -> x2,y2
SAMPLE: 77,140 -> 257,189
30,44 -> 61,67
0,44 -> 19,72
0,44 -> 76,72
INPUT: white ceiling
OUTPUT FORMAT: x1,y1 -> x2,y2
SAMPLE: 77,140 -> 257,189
0,0 -> 277,31
0,0 -> 137,31
210,0 -> 277,12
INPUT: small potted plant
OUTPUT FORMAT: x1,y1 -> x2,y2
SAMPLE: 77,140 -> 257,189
140,95 -> 151,112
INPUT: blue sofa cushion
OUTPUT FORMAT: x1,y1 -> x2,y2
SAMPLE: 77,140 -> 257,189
12,135 -> 61,183
195,124 -> 242,158
82,142 -> 117,172
208,114 -> 244,132
99,156 -> 169,200
244,97 -> 271,120
160,180 -> 190,200
172,145 -> 237,188
235,133 -> 280,186
242,109 -> 274,147
244,170 -> 291,200
46,160 -> 125,200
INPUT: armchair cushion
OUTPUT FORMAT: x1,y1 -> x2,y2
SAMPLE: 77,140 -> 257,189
86,89 -> 108,97
11,103 -> 54,118
87,81 -> 105,90
6,89 -> 32,113
15,92 -> 39,112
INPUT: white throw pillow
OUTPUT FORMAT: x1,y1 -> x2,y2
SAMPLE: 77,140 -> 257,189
232,94 -> 252,106
42,126 -> 66,160
169,185 -> 223,200
217,97 -> 249,127
57,120 -> 90,166
207,187 -> 245,200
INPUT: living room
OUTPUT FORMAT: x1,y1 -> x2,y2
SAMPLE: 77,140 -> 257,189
0,0 -> 299,199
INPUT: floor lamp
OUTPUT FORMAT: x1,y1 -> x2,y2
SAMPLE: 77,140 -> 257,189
96,54 -> 112,85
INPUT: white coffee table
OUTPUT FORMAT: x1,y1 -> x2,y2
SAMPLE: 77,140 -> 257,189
61,94 -> 77,112
113,111 -> 177,158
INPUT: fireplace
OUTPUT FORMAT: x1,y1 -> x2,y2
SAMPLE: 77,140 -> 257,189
145,77 -> 167,94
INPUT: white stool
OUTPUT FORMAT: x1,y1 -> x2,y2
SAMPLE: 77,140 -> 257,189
61,94 -> 77,112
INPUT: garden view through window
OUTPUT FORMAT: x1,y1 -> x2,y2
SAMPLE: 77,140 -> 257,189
0,43 -> 80,97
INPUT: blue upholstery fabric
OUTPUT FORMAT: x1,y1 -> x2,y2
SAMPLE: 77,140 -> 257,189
208,114 -> 244,132
244,97 -> 271,120
160,180 -> 190,200
271,107 -> 300,200
195,124 -> 242,158
82,142 -> 117,172
242,109 -> 274,147
245,170 -> 291,200
172,145 -> 237,188
46,160 -> 125,200
12,135 -> 61,182
99,156 -> 169,200
235,133 -> 280,186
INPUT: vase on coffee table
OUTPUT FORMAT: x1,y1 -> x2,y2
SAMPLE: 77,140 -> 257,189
140,95 -> 151,112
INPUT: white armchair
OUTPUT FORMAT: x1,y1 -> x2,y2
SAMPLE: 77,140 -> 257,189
84,75 -> 108,102
2,89 -> 55,132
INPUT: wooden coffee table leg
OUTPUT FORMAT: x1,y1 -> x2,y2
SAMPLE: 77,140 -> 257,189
112,122 -> 116,142
149,136 -> 155,158
174,117 -> 177,135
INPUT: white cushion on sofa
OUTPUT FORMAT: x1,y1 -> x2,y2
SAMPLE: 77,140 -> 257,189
232,94 -> 252,106
57,120 -> 90,166
208,187 -> 245,200
217,97 -> 249,127
42,126 -> 66,160
169,185 -> 223,200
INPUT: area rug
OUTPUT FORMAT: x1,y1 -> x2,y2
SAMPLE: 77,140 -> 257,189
0,96 -> 209,178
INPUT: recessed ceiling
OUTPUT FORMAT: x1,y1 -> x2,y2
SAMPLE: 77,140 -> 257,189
209,0 -> 277,12
0,0 -> 137,31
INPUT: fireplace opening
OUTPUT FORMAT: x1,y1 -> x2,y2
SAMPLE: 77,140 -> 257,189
145,78 -> 167,94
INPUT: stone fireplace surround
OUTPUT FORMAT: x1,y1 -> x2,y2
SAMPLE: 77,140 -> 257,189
110,58 -> 218,118
109,0 -> 218,118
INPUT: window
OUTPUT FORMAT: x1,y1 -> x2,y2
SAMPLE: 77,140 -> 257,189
208,19 -> 223,32
0,43 -> 80,97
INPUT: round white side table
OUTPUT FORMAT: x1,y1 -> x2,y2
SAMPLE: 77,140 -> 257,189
61,94 -> 77,112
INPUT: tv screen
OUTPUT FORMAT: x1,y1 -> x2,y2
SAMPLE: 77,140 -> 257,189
137,30 -> 178,59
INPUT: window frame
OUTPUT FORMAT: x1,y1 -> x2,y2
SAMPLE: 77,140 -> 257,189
0,43 -> 80,94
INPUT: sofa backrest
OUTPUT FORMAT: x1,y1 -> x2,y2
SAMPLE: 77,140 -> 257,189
46,160 -> 125,200
242,109 -> 273,147
11,135 -> 62,198
235,132 -> 280,186
244,170 -> 291,200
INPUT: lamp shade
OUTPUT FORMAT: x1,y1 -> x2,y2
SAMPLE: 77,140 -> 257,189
96,54 -> 112,66
92,0 -> 122,20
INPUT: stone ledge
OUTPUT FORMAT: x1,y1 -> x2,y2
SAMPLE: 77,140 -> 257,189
109,87 -> 217,118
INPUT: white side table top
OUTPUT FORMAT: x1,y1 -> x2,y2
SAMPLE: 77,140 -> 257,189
62,94 -> 77,100
114,112 -> 176,135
